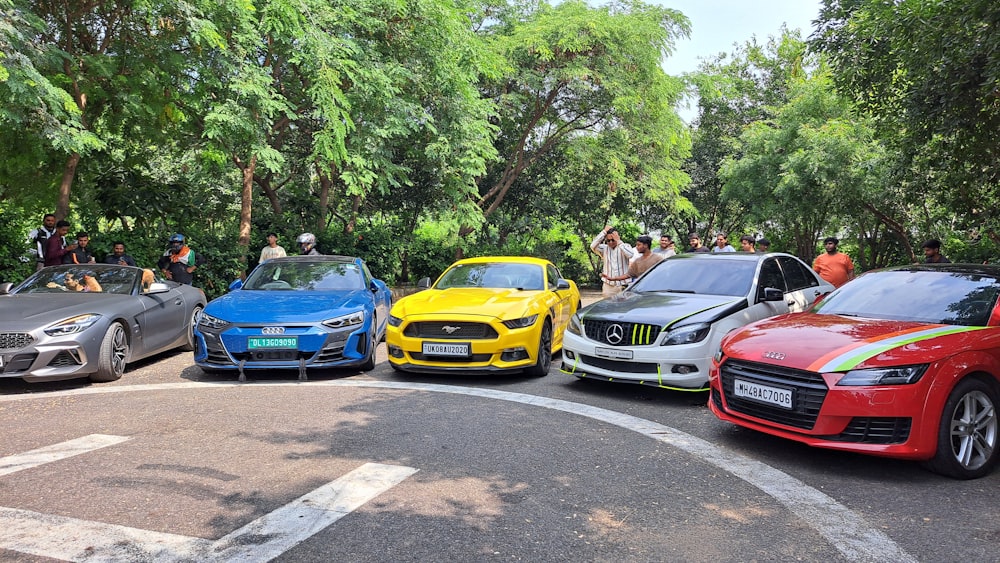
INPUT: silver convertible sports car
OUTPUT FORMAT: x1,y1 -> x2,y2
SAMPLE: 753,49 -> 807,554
0,264 -> 206,383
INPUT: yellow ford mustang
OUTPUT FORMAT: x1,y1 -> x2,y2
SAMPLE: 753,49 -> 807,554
386,256 -> 581,375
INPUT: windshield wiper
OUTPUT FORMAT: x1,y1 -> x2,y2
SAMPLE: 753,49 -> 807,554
663,289 -> 696,294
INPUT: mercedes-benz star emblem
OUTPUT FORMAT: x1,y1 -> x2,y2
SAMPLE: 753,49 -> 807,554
442,325 -> 461,334
605,324 -> 625,345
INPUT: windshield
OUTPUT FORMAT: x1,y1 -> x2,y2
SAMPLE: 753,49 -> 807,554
630,257 -> 755,297
243,260 -> 363,291
436,262 -> 544,290
15,265 -> 140,295
813,270 -> 1000,326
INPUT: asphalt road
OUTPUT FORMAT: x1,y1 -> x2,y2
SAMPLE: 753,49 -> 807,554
0,298 -> 998,561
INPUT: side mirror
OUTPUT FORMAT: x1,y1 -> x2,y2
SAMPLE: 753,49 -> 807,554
0,282 -> 12,295
228,279 -> 243,291
370,279 -> 387,293
145,282 -> 171,295
763,287 -> 784,302
417,277 -> 432,289
556,279 -> 570,290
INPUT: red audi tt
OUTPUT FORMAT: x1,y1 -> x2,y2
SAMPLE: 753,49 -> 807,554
709,264 -> 1000,479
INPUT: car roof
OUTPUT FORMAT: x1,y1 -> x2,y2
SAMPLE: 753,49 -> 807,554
879,263 -> 1000,276
262,255 -> 360,264
452,256 -> 552,266
670,251 -> 797,262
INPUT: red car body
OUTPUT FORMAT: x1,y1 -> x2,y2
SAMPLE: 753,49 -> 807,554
708,265 -> 1000,478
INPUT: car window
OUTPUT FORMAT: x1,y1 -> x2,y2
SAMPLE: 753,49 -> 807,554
630,257 -> 755,297
546,264 -> 561,290
244,261 -> 363,291
757,259 -> 787,300
814,270 -> 1000,326
16,266 -> 138,295
437,263 -> 545,290
778,256 -> 820,291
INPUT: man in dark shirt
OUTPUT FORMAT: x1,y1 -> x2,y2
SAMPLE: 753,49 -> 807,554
685,232 -> 711,253
63,232 -> 95,264
922,239 -> 951,264
104,241 -> 137,267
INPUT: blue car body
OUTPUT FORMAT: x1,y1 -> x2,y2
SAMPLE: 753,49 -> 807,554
193,255 -> 391,378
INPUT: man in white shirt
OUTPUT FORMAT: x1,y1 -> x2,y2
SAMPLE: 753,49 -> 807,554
712,232 -> 736,253
653,234 -> 676,258
591,226 -> 634,297
259,232 -> 287,263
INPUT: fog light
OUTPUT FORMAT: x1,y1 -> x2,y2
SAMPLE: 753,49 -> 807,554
388,345 -> 404,358
501,347 -> 529,361
673,365 -> 697,374
564,350 -> 575,360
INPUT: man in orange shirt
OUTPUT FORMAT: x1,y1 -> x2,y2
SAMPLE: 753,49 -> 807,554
813,237 -> 855,288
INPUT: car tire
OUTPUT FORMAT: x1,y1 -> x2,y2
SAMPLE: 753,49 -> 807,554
90,322 -> 129,382
525,320 -> 552,377
924,376 -> 1000,479
180,305 -> 203,352
360,328 -> 377,372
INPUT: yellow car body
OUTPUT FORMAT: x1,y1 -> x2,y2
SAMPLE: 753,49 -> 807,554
386,256 -> 581,375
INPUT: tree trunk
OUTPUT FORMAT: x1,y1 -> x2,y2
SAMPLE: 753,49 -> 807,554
56,153 -> 80,221
317,165 -> 332,233
234,153 -> 257,276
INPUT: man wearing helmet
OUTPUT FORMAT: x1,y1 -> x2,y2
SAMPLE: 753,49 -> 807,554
157,233 -> 198,285
296,232 -> 321,255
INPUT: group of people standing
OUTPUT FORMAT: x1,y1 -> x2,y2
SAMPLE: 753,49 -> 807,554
27,213 -> 198,285
591,224 -> 953,296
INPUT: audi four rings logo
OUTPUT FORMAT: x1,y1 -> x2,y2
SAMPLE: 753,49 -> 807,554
442,325 -> 461,334
763,351 -> 786,360
262,327 -> 285,335
605,324 -> 625,345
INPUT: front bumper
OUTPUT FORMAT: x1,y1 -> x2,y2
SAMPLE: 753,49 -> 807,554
707,359 -> 938,460
385,314 -> 543,374
194,322 -> 371,371
559,330 -> 711,389
0,331 -> 101,382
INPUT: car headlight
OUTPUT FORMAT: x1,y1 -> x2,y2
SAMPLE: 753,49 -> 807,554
44,314 -> 102,336
388,314 -> 403,327
324,310 -> 365,329
198,312 -> 230,330
502,314 -> 538,329
713,347 -> 724,363
660,323 -> 711,346
836,365 -> 929,386
567,314 -> 582,336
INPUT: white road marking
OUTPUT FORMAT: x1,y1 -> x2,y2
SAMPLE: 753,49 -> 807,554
0,380 -> 915,562
0,434 -> 129,477
0,462 -> 415,562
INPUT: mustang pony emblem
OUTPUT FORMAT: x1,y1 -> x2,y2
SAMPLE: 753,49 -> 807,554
442,325 -> 462,334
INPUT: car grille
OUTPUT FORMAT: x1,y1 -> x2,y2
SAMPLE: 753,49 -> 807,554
0,332 -> 33,351
410,353 -> 493,363
47,350 -> 82,368
583,320 -> 660,346
404,322 -> 498,340
720,359 -> 828,430
577,353 -> 659,374
823,417 -> 911,444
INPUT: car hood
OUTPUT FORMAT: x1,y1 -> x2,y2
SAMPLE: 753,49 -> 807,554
722,313 -> 995,372
205,289 -> 372,323
0,294 -> 124,326
579,291 -> 748,328
393,288 -> 540,319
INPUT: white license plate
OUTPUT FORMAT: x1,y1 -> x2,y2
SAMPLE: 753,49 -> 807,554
595,347 -> 633,360
422,342 -> 470,357
733,378 -> 793,409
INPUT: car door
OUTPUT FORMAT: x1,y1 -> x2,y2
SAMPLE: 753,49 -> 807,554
136,284 -> 190,354
754,258 -> 792,319
546,264 -> 572,332
363,263 -> 391,332
777,256 -> 830,311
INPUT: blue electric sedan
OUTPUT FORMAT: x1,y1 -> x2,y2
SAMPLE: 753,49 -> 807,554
193,255 -> 392,380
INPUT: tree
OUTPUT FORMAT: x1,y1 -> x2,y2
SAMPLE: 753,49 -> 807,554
466,0 -> 691,243
812,0 -> 1000,242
